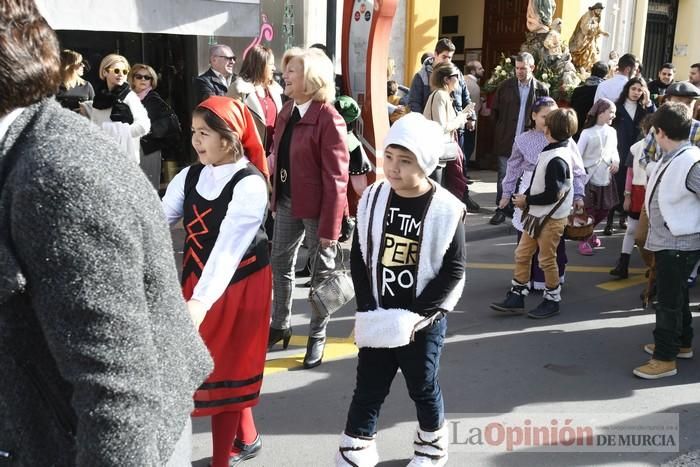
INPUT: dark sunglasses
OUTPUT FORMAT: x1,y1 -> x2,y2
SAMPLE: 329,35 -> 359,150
216,55 -> 237,62
107,67 -> 129,76
133,73 -> 153,81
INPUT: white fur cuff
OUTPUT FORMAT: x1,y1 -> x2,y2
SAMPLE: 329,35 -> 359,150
354,308 -> 426,348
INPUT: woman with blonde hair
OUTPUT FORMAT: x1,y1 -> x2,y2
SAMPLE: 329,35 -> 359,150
82,53 -> 150,164
228,45 -> 283,155
129,63 -> 181,189
56,49 -> 94,111
267,47 -> 349,369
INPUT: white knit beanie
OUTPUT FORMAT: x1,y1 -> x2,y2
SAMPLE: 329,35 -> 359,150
383,112 -> 444,175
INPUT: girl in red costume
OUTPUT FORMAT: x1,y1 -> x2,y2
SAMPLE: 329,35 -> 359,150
162,96 -> 271,466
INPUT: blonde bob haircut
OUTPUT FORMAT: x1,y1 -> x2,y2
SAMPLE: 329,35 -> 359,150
99,53 -> 130,80
129,63 -> 159,89
282,47 -> 335,103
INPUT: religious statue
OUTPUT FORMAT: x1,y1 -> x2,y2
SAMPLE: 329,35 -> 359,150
527,0 -> 556,33
569,2 -> 610,72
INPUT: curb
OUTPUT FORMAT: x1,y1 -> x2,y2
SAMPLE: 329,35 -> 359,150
465,222 -> 516,242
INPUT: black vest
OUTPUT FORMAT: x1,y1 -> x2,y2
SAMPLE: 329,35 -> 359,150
181,163 -> 269,285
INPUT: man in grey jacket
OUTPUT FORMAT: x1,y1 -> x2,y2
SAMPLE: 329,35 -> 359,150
0,1 -> 212,465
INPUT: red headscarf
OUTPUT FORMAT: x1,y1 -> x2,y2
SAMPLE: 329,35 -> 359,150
197,96 -> 269,178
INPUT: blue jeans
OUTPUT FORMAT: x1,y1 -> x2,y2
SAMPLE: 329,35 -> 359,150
344,317 -> 447,437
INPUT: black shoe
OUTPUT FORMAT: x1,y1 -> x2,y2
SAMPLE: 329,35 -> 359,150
609,253 -> 630,279
268,327 -> 292,350
490,291 -> 525,312
489,210 -> 506,225
527,299 -> 560,319
339,216 -> 356,243
296,260 -> 312,278
464,194 -> 480,213
603,224 -> 614,236
466,177 -> 474,185
619,216 -> 627,230
303,336 -> 326,369
230,435 -> 262,466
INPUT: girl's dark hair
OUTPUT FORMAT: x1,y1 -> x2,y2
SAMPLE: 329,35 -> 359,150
0,0 -> 61,115
192,107 -> 244,160
615,77 -> 646,107
239,45 -> 274,85
526,96 -> 557,130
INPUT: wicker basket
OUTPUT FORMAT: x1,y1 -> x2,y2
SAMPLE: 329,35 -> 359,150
563,215 -> 595,241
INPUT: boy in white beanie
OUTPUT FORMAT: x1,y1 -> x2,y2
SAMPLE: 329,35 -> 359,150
335,112 -> 466,467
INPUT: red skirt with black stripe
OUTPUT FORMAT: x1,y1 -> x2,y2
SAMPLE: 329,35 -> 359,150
183,265 -> 272,417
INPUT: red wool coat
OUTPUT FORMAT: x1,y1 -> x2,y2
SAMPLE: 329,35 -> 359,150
270,99 -> 349,240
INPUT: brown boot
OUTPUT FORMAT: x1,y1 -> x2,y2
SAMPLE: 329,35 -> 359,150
633,359 -> 677,379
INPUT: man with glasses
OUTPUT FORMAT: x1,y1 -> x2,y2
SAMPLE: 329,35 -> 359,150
195,44 -> 237,103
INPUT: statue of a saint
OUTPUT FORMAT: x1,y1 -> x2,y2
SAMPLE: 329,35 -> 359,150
527,0 -> 556,33
569,2 -> 610,71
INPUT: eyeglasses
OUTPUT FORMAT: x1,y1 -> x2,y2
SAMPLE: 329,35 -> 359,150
107,67 -> 129,76
133,73 -> 153,81
216,55 -> 236,62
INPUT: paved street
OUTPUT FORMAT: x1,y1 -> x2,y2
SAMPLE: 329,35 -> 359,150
181,224 -> 700,466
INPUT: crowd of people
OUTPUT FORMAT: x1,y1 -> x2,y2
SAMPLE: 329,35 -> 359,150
3,0 -> 700,465
483,48 -> 700,384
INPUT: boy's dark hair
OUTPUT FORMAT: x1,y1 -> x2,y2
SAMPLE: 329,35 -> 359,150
617,53 -> 638,73
591,61 -> 609,79
692,63 -> 700,71
545,108 -> 578,142
386,143 -> 414,157
0,0 -> 61,115
659,62 -> 675,72
434,38 -> 456,55
639,114 -> 654,135
387,80 -> 398,97
652,102 -> 692,141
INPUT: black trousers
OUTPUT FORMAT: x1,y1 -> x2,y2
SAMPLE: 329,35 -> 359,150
653,249 -> 700,360
344,318 -> 447,437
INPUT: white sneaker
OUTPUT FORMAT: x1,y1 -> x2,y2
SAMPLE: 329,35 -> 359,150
335,432 -> 379,467
406,425 -> 448,467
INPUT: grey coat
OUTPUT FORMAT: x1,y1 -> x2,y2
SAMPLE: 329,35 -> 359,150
0,99 -> 212,466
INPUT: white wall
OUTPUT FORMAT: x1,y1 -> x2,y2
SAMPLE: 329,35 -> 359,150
389,0 -> 407,85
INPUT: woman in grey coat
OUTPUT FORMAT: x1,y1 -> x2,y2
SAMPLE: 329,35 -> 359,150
0,1 -> 212,465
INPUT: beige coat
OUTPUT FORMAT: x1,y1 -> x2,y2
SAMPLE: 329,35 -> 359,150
228,77 -> 283,150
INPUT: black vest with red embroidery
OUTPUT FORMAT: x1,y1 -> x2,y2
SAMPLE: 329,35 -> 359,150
181,163 -> 269,285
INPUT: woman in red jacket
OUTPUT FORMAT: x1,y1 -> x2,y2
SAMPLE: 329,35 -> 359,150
268,47 -> 350,369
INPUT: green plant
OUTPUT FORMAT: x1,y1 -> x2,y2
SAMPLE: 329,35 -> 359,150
482,53 -> 515,94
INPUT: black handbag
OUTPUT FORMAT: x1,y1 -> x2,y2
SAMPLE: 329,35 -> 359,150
308,244 -> 355,318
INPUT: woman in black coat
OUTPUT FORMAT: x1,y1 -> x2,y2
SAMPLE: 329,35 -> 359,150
129,63 -> 181,189
607,77 -> 655,234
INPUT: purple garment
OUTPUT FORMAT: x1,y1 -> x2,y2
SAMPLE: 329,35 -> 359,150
501,130 -> 549,199
501,129 -> 586,200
